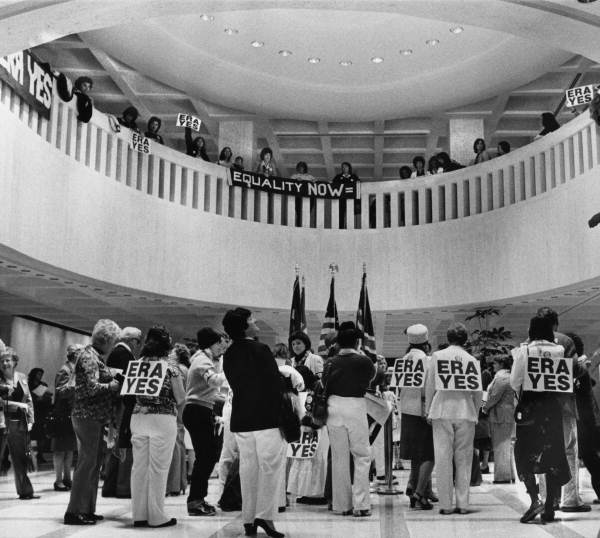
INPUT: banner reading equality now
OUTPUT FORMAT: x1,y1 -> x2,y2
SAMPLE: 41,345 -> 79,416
229,170 -> 360,199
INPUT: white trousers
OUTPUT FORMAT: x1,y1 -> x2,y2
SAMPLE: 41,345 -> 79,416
327,395 -> 371,512
217,411 -> 239,492
130,414 -> 177,526
235,428 -> 286,524
372,426 -> 385,477
490,422 -> 515,482
432,419 -> 475,511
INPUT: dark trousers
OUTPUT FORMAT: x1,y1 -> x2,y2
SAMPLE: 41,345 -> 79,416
102,448 -> 133,497
183,404 -> 218,504
578,424 -> 600,499
5,418 -> 34,497
66,417 -> 104,515
523,473 -> 561,513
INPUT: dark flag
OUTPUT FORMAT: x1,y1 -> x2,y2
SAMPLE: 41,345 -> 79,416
317,276 -> 339,355
300,276 -> 307,333
289,275 -> 303,340
356,269 -> 376,358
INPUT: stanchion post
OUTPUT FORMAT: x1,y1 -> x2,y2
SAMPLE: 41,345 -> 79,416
376,414 -> 402,495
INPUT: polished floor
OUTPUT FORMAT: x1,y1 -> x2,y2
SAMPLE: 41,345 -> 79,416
1,465 -> 599,538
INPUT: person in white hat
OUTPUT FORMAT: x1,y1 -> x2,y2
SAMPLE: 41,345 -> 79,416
398,324 -> 435,510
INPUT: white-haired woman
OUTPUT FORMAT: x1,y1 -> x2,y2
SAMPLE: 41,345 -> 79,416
64,319 -> 122,526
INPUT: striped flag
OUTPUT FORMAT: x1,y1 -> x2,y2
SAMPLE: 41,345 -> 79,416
289,275 -> 304,340
356,270 -> 376,358
317,276 -> 339,355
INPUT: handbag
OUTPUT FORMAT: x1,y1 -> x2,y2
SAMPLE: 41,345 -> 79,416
305,379 -> 329,428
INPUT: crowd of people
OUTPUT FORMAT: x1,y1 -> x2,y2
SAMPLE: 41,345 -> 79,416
62,74 -> 562,187
0,304 -> 598,533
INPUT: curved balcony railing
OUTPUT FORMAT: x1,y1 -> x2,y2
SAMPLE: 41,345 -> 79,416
2,78 -> 598,231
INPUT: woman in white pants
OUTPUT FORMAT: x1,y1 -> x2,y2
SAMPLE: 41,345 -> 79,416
130,326 -> 185,528
323,322 -> 375,517
223,308 -> 287,538
425,323 -> 483,515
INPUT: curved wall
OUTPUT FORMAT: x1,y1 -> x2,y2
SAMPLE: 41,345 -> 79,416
1,80 -> 600,312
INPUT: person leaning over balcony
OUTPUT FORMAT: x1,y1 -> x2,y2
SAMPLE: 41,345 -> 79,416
427,155 -> 443,175
144,116 -> 164,145
510,315 -> 570,524
222,307 -> 287,538
231,156 -> 244,172
218,147 -> 233,166
256,147 -> 279,177
185,128 -> 211,161
332,162 -> 359,229
497,140 -> 511,156
290,162 -> 316,226
425,323 -> 483,515
399,166 -> 412,180
64,319 -> 122,526
536,112 -> 560,138
482,354 -> 516,484
130,326 -> 185,529
183,327 -> 227,517
324,321 -> 375,518
469,138 -> 492,165
436,152 -> 464,172
410,156 -> 426,178
0,347 -> 36,500
117,106 -> 140,133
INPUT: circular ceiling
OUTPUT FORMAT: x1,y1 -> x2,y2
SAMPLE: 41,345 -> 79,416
81,8 -> 572,120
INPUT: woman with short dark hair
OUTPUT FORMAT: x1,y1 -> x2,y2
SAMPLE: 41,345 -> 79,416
510,316 -> 570,524
222,308 -> 286,537
539,112 -> 560,137
144,116 -> 164,144
256,147 -> 278,177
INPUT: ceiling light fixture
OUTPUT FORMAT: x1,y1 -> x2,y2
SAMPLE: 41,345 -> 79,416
450,26 -> 464,34
278,50 -> 292,57
371,56 -> 384,64
399,49 -> 413,56
307,57 -> 321,64
426,39 -> 440,46
251,40 -> 264,48
200,14 -> 214,22
224,28 -> 239,35
339,60 -> 352,66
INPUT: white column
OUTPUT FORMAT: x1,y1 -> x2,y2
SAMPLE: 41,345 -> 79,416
218,120 -> 256,169
449,118 -> 484,167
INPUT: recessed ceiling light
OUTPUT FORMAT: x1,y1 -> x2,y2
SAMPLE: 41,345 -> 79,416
224,28 -> 238,35
371,56 -> 384,64
339,60 -> 352,66
426,39 -> 440,46
251,40 -> 264,48
279,50 -> 292,57
308,57 -> 321,64
200,14 -> 214,22
399,49 -> 413,56
450,26 -> 464,34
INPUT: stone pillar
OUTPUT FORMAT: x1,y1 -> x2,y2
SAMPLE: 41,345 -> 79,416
218,121 -> 255,170
449,118 -> 485,167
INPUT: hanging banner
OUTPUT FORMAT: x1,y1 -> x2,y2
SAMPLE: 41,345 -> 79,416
129,132 -> 151,154
121,360 -> 168,396
230,169 -> 360,199
287,429 -> 320,458
565,84 -> 598,108
176,112 -> 202,132
523,351 -> 573,393
434,358 -> 482,391
0,49 -> 54,119
390,355 -> 426,389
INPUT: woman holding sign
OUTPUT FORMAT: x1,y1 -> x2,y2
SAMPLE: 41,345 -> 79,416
510,316 -> 570,524
129,326 -> 185,528
425,323 -> 483,515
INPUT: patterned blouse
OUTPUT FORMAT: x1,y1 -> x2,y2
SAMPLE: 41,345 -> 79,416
133,357 -> 180,417
71,345 -> 115,423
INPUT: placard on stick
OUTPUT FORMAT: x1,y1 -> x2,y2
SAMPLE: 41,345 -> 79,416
390,355 -> 426,389
121,360 -> 168,397
129,132 -> 151,154
523,347 -> 573,393
434,358 -> 482,391
176,113 -> 202,132
565,84 -> 598,108
287,429 -> 320,459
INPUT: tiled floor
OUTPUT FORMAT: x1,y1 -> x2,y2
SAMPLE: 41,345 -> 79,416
1,465 -> 599,538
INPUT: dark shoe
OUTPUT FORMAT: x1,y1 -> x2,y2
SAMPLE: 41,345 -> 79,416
85,514 -> 103,521
62,478 -> 72,488
188,500 -> 216,516
560,504 -> 591,512
480,466 -> 490,474
150,518 -> 177,528
520,499 -> 544,523
64,513 -> 96,525
540,512 -> 560,523
244,523 -> 257,536
454,508 -> 469,515
327,503 -> 333,511
353,509 -> 371,517
412,493 -> 433,510
278,506 -> 286,513
254,518 -> 285,538
19,494 -> 40,500
54,482 -> 69,492
493,480 -> 511,484
296,496 -> 328,505
439,509 -> 455,515
341,510 -> 353,516
114,493 -> 131,499
133,521 -> 148,527
405,487 -> 413,497
593,498 -> 600,504
427,493 -> 439,503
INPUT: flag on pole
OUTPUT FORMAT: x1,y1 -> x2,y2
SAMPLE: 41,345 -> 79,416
300,276 -> 307,333
356,268 -> 376,358
289,275 -> 304,340
317,275 -> 339,355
